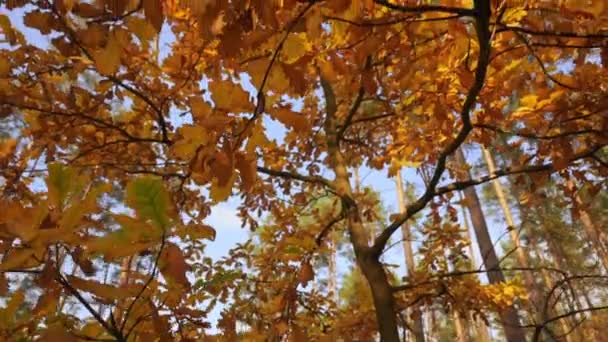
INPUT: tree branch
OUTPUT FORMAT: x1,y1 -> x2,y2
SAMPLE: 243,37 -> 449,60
371,0 -> 492,256
374,0 -> 476,16
257,166 -> 334,190
497,25 -> 608,39
474,123 -> 603,140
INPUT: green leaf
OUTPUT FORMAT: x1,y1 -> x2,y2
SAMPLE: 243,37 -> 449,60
85,215 -> 161,260
46,163 -> 74,209
126,176 -> 172,229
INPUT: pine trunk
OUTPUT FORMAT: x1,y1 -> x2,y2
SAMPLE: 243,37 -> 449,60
460,198 -> 491,342
455,148 -> 526,342
566,179 -> 608,272
396,171 -> 426,342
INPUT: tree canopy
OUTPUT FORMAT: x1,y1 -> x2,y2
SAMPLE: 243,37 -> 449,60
0,0 -> 607,341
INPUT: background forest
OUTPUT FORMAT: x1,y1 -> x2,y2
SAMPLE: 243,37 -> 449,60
0,0 -> 607,341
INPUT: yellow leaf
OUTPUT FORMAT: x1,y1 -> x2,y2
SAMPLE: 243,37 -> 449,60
126,16 -> 156,46
210,149 -> 234,187
502,8 -> 527,25
177,223 -> 216,241
0,58 -> 10,77
0,248 -> 35,271
210,172 -> 236,203
318,58 -> 337,82
94,31 -> 121,75
33,287 -> 60,316
281,33 -> 311,64
275,321 -> 289,335
67,276 -> 139,300
0,290 -> 24,325
271,107 -> 309,132
171,124 -> 208,159
85,215 -> 160,259
209,80 -> 252,112
519,94 -> 537,108
0,201 -> 45,242
59,183 -> 109,234
305,8 -> 323,39
190,97 -> 212,119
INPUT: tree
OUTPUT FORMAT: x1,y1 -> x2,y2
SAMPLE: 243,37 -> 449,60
1,1 -> 607,341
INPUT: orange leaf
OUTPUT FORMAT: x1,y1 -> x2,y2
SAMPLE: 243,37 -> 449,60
271,107 -> 309,132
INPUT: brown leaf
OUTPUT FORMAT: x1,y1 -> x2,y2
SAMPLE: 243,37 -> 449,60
39,324 -> 78,342
160,243 -> 191,288
149,299 -> 173,342
297,261 -> 314,287
144,0 -> 164,33
235,152 -> 257,192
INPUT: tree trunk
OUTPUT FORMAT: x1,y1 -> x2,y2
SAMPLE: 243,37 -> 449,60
455,148 -> 526,342
566,179 -> 608,272
459,199 -> 491,342
482,147 -> 574,340
328,235 -> 338,304
396,171 -> 426,342
321,77 -> 400,341
453,311 -> 468,342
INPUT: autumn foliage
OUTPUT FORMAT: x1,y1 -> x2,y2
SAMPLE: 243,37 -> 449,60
0,0 -> 607,341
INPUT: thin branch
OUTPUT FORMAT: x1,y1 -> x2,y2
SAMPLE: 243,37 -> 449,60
510,30 -> 577,89
336,57 -> 370,140
498,25 -> 608,39
474,123 -> 603,140
49,5 -> 171,145
325,13 -> 462,27
121,232 -> 167,335
315,213 -> 345,246
434,144 -> 605,196
57,274 -> 125,341
236,1 -> 317,145
374,0 -> 476,16
257,166 -> 334,190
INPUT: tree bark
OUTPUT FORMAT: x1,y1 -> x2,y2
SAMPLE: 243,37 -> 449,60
328,235 -> 338,304
455,148 -> 526,342
396,171 -> 426,342
459,198 -> 491,342
566,179 -> 608,273
321,77 -> 400,341
453,311 -> 468,342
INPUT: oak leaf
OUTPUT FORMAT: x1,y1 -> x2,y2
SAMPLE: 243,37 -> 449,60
160,242 -> 191,288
